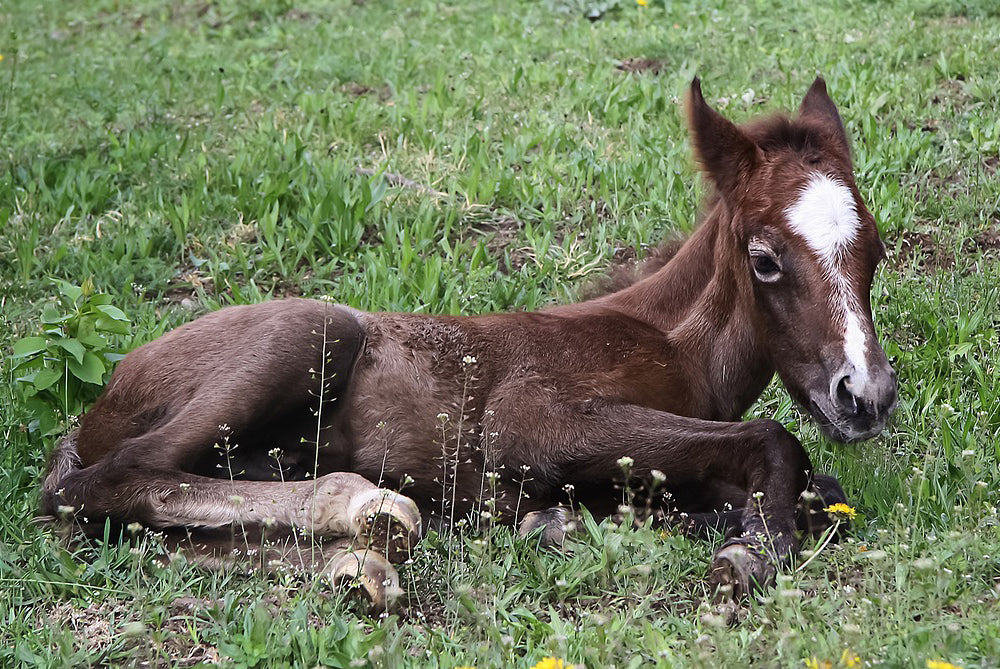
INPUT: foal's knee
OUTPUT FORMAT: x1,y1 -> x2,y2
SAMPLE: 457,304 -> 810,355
749,419 -> 812,494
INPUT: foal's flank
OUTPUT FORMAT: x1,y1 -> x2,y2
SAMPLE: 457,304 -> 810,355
41,77 -> 896,606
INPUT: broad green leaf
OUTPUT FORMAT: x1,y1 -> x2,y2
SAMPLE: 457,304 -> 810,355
87,294 -> 113,306
95,315 -> 130,335
95,304 -> 129,322
77,315 -> 96,340
76,317 -> 106,346
41,305 -> 70,324
32,367 -> 62,391
55,338 -> 86,364
12,336 -> 46,357
15,370 -> 39,385
25,397 -> 60,436
68,351 -> 105,385
54,279 -> 82,304
77,332 -> 107,348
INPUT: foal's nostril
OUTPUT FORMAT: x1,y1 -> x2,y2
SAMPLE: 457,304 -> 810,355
835,376 -> 860,416
877,378 -> 899,417
876,385 -> 892,413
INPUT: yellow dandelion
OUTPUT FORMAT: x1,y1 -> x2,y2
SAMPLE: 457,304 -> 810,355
841,649 -> 860,668
804,658 -> 832,669
927,661 -> 965,669
454,666 -> 477,669
0,54 -> 4,62
532,659 -> 569,669
824,502 -> 857,521
636,0 -> 648,5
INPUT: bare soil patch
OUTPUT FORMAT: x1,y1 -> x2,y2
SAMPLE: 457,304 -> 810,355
616,58 -> 665,75
478,215 -> 530,273
895,227 -> 1000,273
45,598 -> 221,668
341,82 -> 393,102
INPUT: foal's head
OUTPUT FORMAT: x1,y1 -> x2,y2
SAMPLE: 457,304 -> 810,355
687,77 -> 897,443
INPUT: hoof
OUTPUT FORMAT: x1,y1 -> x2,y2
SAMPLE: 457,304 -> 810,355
798,473 -> 851,539
519,507 -> 576,547
349,489 -> 422,563
709,541 -> 777,602
327,548 -> 402,612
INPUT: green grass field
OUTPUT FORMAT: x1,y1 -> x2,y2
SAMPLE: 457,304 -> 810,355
2,0 -> 1000,666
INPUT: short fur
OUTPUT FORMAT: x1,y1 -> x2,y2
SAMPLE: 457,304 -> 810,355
41,78 -> 898,598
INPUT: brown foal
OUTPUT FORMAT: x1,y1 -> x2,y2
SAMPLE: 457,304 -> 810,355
41,77 -> 897,609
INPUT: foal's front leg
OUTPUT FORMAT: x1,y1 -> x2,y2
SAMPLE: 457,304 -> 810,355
673,473 -> 852,541
500,401 -> 813,597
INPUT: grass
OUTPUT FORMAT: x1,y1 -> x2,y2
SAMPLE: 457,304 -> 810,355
2,0 -> 1000,666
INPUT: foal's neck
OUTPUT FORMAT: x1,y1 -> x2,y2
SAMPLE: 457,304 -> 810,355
602,202 -> 774,419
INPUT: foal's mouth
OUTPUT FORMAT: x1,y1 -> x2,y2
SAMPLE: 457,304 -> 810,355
807,397 -> 893,444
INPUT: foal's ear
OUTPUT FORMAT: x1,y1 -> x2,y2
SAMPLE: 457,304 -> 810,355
686,77 -> 761,201
799,77 -> 851,156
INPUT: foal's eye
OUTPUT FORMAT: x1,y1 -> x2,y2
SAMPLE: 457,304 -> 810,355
751,254 -> 782,281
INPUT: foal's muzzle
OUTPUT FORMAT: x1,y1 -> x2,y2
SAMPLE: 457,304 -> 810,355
813,364 -> 898,443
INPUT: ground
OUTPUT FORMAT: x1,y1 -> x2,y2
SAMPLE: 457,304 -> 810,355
1,0 -> 999,667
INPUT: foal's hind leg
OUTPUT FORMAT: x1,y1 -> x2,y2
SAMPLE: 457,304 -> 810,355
518,506 -> 577,547
161,529 -> 403,611
46,447 -> 421,562
42,301 -> 420,559
264,537 -> 404,611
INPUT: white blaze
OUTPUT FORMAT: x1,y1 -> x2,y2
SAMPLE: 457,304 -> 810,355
785,173 -> 870,385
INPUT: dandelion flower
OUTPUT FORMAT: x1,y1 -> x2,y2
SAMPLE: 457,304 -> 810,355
824,502 -> 857,521
532,658 -> 570,669
927,661 -> 965,669
636,0 -> 648,5
841,649 -> 861,668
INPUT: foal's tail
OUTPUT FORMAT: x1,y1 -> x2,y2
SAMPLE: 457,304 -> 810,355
38,430 -> 83,520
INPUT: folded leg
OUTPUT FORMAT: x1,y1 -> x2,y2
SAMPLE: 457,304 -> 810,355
488,396 -> 814,596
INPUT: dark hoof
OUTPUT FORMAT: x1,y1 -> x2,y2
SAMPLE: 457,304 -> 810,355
709,541 -> 777,602
350,489 -> 422,563
798,473 -> 851,539
518,507 -> 576,547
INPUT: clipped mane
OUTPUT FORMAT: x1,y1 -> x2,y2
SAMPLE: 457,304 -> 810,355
742,113 -> 848,159
581,238 -> 684,300
584,111 -> 846,302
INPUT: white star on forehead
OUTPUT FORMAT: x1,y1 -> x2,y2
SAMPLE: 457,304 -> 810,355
785,173 -> 859,265
785,172 -> 870,385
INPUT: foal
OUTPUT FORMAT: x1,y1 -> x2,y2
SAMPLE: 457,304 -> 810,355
42,77 -> 897,609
